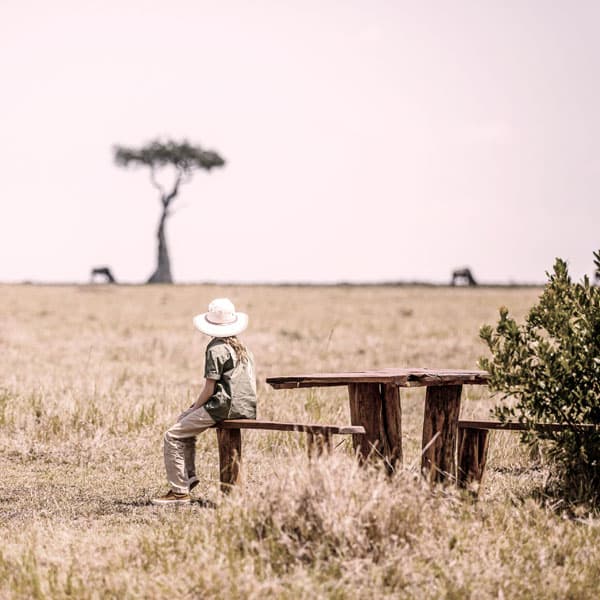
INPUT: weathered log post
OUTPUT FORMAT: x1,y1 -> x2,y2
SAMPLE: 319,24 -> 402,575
348,383 -> 402,472
457,426 -> 490,494
383,383 -> 403,470
348,383 -> 382,462
421,385 -> 462,483
216,428 -> 242,493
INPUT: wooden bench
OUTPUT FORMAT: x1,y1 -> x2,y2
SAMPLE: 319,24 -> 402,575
215,419 -> 366,492
457,420 -> 600,493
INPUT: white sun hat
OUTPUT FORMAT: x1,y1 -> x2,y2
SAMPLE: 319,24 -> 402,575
193,298 -> 249,337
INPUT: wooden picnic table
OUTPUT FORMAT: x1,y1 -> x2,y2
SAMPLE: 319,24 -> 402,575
266,368 -> 490,482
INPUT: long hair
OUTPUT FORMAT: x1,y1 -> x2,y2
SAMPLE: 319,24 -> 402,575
221,336 -> 249,364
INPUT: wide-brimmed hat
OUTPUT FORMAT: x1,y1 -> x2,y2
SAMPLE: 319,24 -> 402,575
193,298 -> 248,337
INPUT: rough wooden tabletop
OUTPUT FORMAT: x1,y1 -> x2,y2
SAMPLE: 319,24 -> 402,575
266,368 -> 489,389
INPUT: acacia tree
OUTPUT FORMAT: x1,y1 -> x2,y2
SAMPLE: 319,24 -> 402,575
114,139 -> 225,283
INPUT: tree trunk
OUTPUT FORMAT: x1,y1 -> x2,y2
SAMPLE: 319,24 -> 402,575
147,205 -> 173,284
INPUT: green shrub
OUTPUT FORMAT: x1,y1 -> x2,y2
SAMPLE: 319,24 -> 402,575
479,252 -> 600,503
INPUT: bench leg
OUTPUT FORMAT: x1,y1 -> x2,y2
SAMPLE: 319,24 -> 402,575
307,431 -> 333,459
216,428 -> 242,493
421,385 -> 462,483
457,427 -> 490,495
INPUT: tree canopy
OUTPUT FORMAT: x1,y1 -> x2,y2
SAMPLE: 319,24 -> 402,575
114,139 -> 225,174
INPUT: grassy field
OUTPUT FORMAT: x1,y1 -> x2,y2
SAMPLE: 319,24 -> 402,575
1,284 -> 599,599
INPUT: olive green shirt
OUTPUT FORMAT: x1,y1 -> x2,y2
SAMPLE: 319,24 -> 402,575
202,338 -> 257,421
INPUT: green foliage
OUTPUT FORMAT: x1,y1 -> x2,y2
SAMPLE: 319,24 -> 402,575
114,138 -> 225,173
479,251 -> 600,502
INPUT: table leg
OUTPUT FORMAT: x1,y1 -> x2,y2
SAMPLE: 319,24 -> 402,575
348,383 -> 402,471
421,384 -> 462,483
383,383 -> 403,469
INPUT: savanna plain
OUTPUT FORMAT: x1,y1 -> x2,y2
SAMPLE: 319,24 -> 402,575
1,284 -> 599,599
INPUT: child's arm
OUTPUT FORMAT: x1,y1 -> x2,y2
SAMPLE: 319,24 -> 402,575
191,378 -> 217,410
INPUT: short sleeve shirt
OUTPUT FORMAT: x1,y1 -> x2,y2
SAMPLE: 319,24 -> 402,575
202,338 -> 257,421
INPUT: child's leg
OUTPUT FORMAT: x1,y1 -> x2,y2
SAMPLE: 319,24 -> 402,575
183,438 -> 196,482
177,406 -> 198,481
163,406 -> 215,494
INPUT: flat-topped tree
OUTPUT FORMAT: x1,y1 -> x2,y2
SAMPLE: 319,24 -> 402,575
114,139 -> 225,283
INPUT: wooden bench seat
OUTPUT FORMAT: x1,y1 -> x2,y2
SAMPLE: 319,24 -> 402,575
457,420 -> 599,493
214,419 -> 366,492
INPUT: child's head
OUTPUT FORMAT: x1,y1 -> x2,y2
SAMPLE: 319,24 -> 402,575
193,298 -> 248,338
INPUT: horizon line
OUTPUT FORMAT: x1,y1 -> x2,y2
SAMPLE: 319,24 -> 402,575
0,279 -> 546,288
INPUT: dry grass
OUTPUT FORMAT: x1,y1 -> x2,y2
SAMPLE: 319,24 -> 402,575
1,284 -> 599,599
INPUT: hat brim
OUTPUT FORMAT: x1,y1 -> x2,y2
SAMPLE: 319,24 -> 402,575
193,312 -> 248,337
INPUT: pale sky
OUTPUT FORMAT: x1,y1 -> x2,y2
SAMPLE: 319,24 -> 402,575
1,0 -> 599,284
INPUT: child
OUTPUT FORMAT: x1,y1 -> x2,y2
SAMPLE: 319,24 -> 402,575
152,298 -> 257,505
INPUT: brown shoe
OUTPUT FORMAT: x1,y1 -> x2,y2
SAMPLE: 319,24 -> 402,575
151,490 -> 191,505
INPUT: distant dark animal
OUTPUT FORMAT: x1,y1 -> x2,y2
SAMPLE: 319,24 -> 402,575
451,268 -> 477,286
90,267 -> 116,284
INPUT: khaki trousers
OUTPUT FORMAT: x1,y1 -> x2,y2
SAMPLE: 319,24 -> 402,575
163,405 -> 216,494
